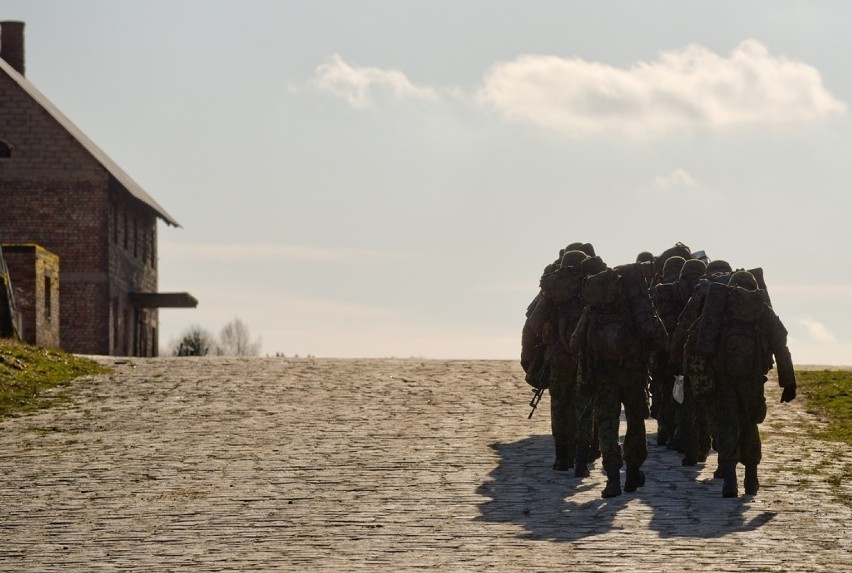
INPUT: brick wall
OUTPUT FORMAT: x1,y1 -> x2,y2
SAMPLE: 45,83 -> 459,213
1,64 -> 160,355
2,244 -> 60,348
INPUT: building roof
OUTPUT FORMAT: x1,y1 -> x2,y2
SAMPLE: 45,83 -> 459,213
0,57 -> 180,227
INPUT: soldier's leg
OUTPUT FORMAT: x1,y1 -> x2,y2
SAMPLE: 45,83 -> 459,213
589,419 -> 601,461
679,378 -> 700,465
574,392 -> 594,477
622,368 -> 648,492
594,383 -> 623,470
740,416 -> 762,495
594,377 -> 624,497
668,391 -> 685,452
737,377 -> 765,495
688,355 -> 718,468
649,357 -> 667,444
548,365 -> 576,471
713,380 -> 740,497
697,396 -> 713,462
658,371 -> 677,447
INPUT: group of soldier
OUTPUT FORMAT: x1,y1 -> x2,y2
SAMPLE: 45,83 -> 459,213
521,242 -> 797,499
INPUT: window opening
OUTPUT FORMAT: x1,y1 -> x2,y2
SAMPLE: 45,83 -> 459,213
44,275 -> 52,319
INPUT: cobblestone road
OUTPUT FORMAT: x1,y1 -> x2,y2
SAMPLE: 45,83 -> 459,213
0,357 -> 849,571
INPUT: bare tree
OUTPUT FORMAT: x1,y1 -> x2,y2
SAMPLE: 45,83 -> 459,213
171,324 -> 217,356
217,317 -> 262,356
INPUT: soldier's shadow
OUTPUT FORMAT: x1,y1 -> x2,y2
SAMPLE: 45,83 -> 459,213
475,435 -> 777,541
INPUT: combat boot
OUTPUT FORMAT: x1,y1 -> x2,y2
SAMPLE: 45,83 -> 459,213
574,445 -> 590,478
624,465 -> 646,492
681,448 -> 698,466
656,425 -> 669,446
720,462 -> 738,498
601,465 -> 622,498
552,444 -> 573,472
744,464 -> 759,495
589,444 -> 601,461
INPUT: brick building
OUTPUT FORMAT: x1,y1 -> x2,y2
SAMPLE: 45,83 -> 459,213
0,21 -> 196,356
1,243 -> 60,348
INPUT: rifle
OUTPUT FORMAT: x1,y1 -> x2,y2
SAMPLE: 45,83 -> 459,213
528,386 -> 545,419
526,360 -> 550,419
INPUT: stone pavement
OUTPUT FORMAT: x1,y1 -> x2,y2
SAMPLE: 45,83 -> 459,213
0,357 -> 849,572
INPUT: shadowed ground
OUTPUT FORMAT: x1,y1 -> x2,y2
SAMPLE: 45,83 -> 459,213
0,357 -> 849,571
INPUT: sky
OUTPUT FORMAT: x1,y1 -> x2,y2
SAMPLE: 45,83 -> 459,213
3,1 -> 852,364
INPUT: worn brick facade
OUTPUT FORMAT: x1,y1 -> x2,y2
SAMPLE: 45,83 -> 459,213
2,244 -> 60,348
0,33 -> 170,356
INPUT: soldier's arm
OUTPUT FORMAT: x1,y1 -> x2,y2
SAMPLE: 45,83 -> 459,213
569,306 -> 591,356
525,292 -> 542,319
526,294 -> 554,337
558,311 -> 572,354
763,309 -> 797,399
670,293 -> 703,370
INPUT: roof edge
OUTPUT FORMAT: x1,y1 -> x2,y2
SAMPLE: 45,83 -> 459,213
0,57 -> 181,227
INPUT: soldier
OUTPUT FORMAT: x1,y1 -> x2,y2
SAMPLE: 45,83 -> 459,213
696,270 -> 797,497
705,259 -> 733,276
671,260 -> 733,470
520,264 -> 554,389
636,251 -> 655,265
650,256 -> 687,447
566,242 -> 597,258
652,242 -> 692,286
523,246 -> 595,473
669,258 -> 711,464
535,250 -> 590,472
571,260 -> 665,497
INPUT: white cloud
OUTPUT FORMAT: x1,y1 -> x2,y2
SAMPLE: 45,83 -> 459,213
311,54 -> 440,108
476,40 -> 846,138
159,241 -> 402,263
651,168 -> 700,190
798,318 -> 837,343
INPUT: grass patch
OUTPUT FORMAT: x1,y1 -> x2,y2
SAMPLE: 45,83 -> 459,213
0,338 -> 108,420
796,370 -> 852,446
795,369 -> 852,507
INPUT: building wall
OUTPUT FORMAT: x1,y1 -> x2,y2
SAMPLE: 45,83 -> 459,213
2,244 -> 60,348
0,68 -> 159,355
108,186 -> 159,356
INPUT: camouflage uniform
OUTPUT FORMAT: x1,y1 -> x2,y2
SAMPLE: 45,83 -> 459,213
700,271 -> 797,497
650,256 -> 687,447
590,358 -> 649,471
671,264 -> 732,467
544,322 -> 578,471
665,259 -> 711,464
572,264 -> 663,497
530,250 -> 591,472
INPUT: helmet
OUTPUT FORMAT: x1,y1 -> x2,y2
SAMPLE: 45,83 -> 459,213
658,242 -> 692,263
728,270 -> 758,291
566,242 -> 596,257
560,250 -> 589,269
636,251 -> 655,264
706,259 -> 732,274
661,256 -> 686,283
580,255 -> 607,276
679,258 -> 707,280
